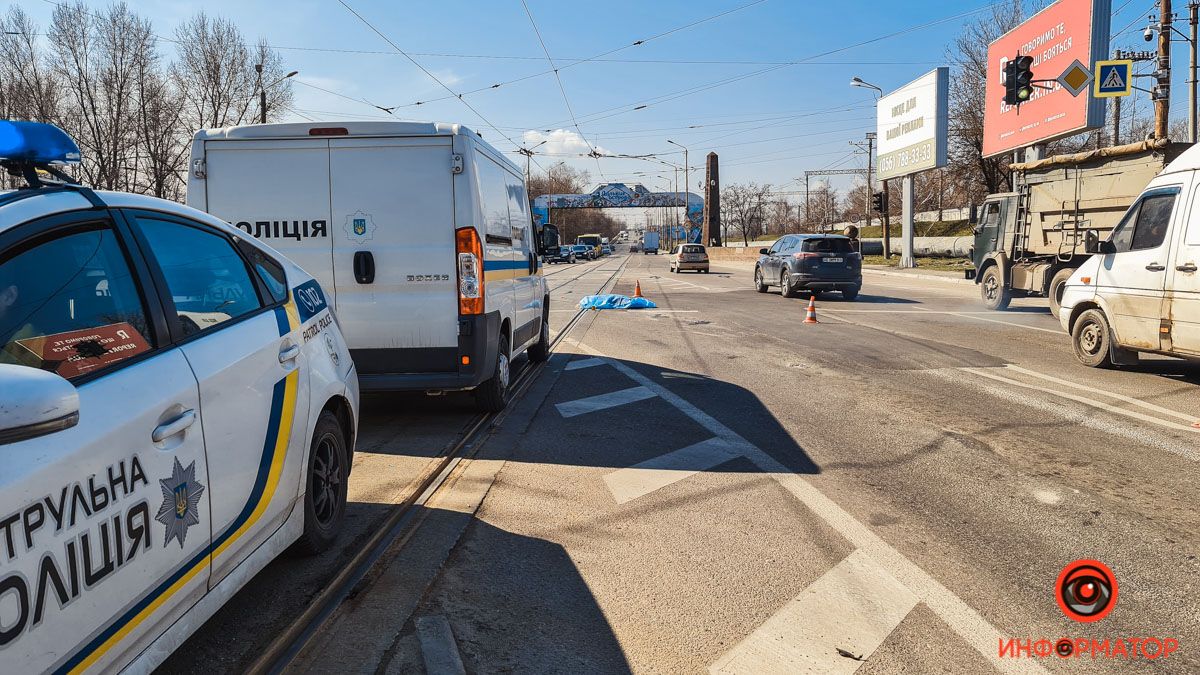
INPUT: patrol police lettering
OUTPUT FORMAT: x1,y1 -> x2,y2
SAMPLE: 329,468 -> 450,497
232,219 -> 328,240
0,455 -> 152,648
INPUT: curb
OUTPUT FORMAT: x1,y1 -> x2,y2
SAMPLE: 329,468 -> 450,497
863,267 -> 975,286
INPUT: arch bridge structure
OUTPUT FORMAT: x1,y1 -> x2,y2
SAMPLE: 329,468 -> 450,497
532,183 -> 704,244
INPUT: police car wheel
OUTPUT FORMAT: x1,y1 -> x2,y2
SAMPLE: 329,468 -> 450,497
474,334 -> 511,412
296,411 -> 348,554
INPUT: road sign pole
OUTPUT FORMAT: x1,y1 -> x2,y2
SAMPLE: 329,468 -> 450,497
900,174 -> 915,269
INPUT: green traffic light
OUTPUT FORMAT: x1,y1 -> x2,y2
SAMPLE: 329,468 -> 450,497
1018,87 -> 1033,101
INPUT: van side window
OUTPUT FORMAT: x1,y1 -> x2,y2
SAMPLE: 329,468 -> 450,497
476,155 -> 513,245
1113,192 -> 1176,253
505,177 -> 530,247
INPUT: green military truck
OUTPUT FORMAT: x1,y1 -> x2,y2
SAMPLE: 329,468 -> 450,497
969,139 -> 1187,318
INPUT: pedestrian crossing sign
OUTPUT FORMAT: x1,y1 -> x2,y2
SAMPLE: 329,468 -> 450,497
1093,60 -> 1133,98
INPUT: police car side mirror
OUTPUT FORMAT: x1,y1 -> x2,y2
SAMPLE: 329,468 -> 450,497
0,364 -> 79,445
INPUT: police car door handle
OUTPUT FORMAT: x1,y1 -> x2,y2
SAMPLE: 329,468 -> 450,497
279,342 -> 301,363
152,409 -> 196,443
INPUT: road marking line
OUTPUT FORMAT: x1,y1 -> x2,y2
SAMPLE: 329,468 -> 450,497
571,341 -> 1046,675
961,367 -> 1200,437
603,437 -> 742,504
564,357 -> 606,371
710,549 -> 919,675
1002,364 -> 1199,423
555,386 -> 657,418
914,307 -> 1061,334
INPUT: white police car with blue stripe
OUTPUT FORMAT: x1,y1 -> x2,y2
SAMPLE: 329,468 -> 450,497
0,121 -> 359,673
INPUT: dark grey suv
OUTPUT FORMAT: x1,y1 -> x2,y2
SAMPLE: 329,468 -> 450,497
754,234 -> 862,300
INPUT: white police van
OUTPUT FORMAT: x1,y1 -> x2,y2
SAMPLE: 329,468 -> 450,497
186,122 -> 560,411
0,122 -> 358,673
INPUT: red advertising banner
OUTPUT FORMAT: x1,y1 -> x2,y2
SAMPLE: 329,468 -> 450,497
14,322 -> 152,379
983,0 -> 1111,157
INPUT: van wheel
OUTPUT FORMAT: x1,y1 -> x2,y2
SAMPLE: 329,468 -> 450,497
295,411 -> 348,555
1047,268 -> 1073,319
527,308 -> 551,363
475,334 -> 511,412
980,266 -> 1011,311
1072,309 -> 1115,368
754,267 -> 768,293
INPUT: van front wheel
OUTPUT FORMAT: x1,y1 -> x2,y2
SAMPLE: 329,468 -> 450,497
475,334 -> 511,412
1072,309 -> 1115,368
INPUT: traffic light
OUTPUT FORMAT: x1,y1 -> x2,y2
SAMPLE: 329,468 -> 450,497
871,191 -> 886,214
1004,55 -> 1035,107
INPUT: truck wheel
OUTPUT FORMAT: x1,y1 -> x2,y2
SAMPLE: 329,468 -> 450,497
754,267 -> 768,293
780,270 -> 797,298
1047,268 -> 1073,319
980,266 -> 1011,311
527,307 -> 551,363
1072,309 -> 1115,368
474,334 -> 511,412
295,411 -> 348,555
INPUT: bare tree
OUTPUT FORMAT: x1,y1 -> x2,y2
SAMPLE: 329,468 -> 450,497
721,182 -> 772,245
133,48 -> 188,199
0,7 -> 60,123
173,14 -> 293,129
49,2 -> 154,191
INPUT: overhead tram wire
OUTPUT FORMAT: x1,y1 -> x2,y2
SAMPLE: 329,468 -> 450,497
528,2 -> 1006,131
335,0 -> 525,151
519,0 -> 606,179
351,0 -> 769,116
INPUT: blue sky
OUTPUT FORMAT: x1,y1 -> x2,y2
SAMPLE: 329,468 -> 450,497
10,0 -> 1167,198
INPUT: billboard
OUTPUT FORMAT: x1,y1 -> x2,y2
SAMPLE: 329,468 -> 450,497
982,0 -> 1111,157
876,68 -> 949,181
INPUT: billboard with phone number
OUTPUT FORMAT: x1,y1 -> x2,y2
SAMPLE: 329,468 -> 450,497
982,0 -> 1111,158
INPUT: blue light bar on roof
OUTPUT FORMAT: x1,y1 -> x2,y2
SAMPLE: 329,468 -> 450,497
0,121 -> 81,165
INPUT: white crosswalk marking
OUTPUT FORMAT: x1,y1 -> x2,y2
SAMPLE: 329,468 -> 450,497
564,357 -> 607,371
710,549 -> 919,674
555,386 -> 657,418
603,437 -> 741,504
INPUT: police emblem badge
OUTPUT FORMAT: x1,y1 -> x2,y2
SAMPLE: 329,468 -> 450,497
155,457 -> 205,548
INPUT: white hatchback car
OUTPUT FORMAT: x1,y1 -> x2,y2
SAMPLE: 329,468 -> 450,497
0,122 -> 359,673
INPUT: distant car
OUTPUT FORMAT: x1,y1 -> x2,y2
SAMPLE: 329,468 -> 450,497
601,244 -> 613,256
629,243 -> 639,253
548,245 -> 576,264
755,234 -> 861,300
669,244 -> 710,273
571,244 -> 595,260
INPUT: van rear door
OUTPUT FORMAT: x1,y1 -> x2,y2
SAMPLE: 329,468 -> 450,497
328,136 -> 458,373
202,139 -> 334,302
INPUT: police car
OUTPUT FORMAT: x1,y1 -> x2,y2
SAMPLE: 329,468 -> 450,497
0,122 -> 359,673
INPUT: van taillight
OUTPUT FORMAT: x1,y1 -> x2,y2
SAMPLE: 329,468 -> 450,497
456,227 -> 484,315
309,127 -> 348,136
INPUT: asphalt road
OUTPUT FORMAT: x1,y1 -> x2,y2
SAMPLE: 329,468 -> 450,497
158,254 -> 627,674
168,251 -> 1200,673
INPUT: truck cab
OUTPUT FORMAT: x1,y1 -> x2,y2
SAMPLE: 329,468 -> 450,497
1060,144 -> 1200,367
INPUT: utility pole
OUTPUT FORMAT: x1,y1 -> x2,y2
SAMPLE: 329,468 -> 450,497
1113,96 -> 1122,145
1191,1 -> 1198,143
850,132 -> 877,232
256,64 -> 266,124
1157,0 -> 1173,141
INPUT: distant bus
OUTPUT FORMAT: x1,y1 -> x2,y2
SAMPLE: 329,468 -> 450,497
577,234 -> 602,255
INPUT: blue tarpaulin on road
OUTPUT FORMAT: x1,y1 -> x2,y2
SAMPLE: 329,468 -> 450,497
578,294 -> 657,310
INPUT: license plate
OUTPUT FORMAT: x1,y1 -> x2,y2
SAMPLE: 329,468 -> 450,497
825,257 -> 843,264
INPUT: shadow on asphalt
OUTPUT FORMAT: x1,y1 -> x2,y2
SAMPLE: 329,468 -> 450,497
538,355 -> 822,477
401,509 -> 634,674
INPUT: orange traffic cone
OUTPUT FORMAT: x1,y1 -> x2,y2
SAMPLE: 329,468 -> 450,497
804,296 -> 819,324
633,280 -> 644,298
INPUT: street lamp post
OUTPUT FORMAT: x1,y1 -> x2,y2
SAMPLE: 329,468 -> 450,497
257,66 -> 298,124
667,139 -> 689,244
850,76 -> 900,261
